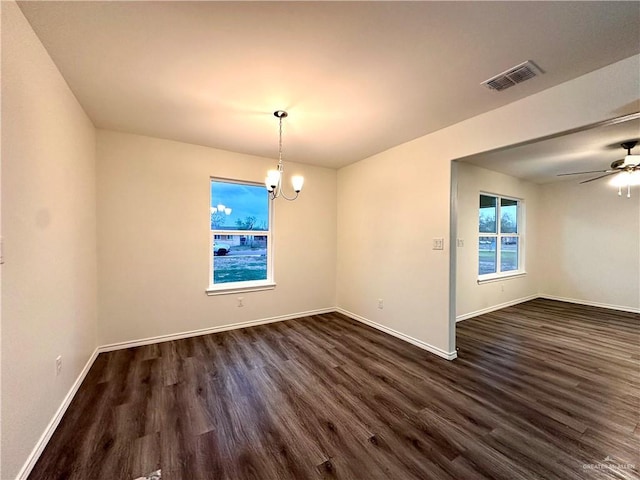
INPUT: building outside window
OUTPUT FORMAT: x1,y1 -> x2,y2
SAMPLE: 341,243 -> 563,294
208,178 -> 273,294
478,193 -> 523,279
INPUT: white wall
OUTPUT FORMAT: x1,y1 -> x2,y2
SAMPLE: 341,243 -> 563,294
455,163 -> 541,319
539,179 -> 640,311
96,130 -> 336,345
337,54 -> 640,356
456,146 -> 639,320
337,139 -> 454,356
1,9 -> 638,475
1,3 -> 98,478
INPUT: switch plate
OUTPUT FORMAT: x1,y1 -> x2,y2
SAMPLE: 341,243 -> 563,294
56,355 -> 62,376
457,239 -> 464,247
433,238 -> 444,250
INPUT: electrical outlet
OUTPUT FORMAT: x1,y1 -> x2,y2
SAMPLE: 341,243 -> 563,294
55,355 -> 62,376
237,297 -> 244,307
378,298 -> 384,309
433,238 -> 444,250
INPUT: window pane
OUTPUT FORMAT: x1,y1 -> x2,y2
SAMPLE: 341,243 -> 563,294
478,237 -> 497,275
479,195 -> 497,233
213,234 -> 268,284
211,180 -> 269,231
501,237 -> 519,272
500,198 -> 518,233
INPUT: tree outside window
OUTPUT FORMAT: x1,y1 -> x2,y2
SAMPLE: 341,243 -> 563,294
209,179 -> 272,290
478,194 -> 522,277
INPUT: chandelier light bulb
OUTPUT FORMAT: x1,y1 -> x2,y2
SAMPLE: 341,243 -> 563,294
291,175 -> 304,193
266,169 -> 281,190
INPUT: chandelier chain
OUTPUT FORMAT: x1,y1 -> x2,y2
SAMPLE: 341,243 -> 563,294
278,114 -> 284,166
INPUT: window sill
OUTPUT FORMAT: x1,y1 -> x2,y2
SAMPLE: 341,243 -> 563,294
206,282 -> 276,296
477,272 -> 526,284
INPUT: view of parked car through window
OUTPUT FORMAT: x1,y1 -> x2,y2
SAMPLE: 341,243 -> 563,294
210,179 -> 271,287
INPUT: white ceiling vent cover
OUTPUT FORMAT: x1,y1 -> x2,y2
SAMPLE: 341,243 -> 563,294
481,61 -> 542,92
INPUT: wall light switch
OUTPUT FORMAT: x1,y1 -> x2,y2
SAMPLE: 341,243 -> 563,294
432,238 -> 444,250
55,355 -> 62,376
457,239 -> 464,248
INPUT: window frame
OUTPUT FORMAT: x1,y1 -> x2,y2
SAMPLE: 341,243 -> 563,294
477,192 -> 525,283
206,177 -> 275,296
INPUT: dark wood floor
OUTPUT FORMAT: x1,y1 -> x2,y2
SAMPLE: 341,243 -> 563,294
30,299 -> 639,480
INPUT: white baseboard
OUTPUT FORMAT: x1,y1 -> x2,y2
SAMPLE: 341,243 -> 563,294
98,307 -> 336,352
456,294 -> 539,322
16,347 -> 99,480
336,308 -> 457,361
538,295 -> 640,314
19,296 -> 633,478
456,294 -> 640,322
15,307 -> 334,480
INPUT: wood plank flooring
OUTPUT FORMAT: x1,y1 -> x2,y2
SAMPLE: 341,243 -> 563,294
29,299 -> 639,479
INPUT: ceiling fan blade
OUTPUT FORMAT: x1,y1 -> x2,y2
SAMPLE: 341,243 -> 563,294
557,169 -> 608,176
579,172 -> 618,184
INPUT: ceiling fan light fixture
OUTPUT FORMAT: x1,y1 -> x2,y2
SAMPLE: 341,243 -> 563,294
625,170 -> 640,186
610,171 -> 630,187
623,154 -> 640,167
562,140 -> 640,198
610,170 -> 640,198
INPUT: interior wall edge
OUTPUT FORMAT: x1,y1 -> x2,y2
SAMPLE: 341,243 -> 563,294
457,294 -> 639,323
456,294 -> 539,322
336,307 -> 458,361
13,347 -> 100,480
448,160 -> 459,353
1,2 -> 98,477
537,294 -> 640,314
13,305 -> 332,479
98,307 -> 335,352
16,292 -> 637,478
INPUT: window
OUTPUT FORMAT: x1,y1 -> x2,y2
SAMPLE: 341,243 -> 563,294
207,178 -> 274,294
478,193 -> 523,280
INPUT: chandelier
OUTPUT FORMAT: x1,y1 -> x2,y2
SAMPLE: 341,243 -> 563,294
265,110 -> 304,201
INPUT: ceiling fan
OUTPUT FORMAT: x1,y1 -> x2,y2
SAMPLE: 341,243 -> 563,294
557,141 -> 640,197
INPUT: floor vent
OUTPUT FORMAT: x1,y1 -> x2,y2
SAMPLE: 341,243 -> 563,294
481,60 -> 542,92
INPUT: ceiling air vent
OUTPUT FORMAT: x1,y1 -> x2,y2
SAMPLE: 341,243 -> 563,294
481,61 -> 542,92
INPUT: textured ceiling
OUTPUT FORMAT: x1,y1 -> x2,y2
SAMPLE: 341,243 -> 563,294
17,1 -> 640,169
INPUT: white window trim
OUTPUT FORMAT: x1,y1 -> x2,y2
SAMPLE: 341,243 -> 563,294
206,281 -> 276,296
207,178 -> 275,295
477,272 -> 527,284
478,192 -> 525,282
